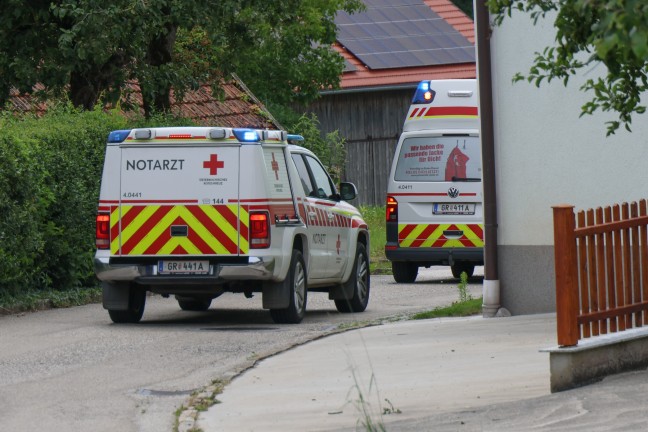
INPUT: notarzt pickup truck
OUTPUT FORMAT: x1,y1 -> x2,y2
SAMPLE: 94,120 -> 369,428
94,127 -> 370,324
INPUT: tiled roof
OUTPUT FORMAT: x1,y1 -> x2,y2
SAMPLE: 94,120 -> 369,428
6,74 -> 281,130
333,0 -> 476,91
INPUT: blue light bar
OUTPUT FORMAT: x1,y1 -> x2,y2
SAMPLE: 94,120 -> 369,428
287,134 -> 304,144
107,130 -> 131,143
411,81 -> 435,104
232,128 -> 260,142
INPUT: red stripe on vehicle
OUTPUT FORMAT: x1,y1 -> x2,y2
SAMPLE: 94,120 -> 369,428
424,106 -> 478,117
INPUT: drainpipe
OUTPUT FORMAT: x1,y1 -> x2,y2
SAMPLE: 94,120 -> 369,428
475,1 -> 501,317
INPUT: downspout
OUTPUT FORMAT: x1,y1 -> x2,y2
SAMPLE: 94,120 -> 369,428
475,1 -> 501,317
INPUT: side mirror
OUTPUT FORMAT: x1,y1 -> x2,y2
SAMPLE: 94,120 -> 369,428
339,182 -> 358,201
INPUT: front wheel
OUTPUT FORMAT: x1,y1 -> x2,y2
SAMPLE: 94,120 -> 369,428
270,249 -> 307,324
335,243 -> 370,313
392,261 -> 418,283
108,288 -> 146,323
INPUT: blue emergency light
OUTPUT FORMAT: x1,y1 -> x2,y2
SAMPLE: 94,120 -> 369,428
233,128 -> 260,142
411,81 -> 435,104
107,130 -> 131,143
287,134 -> 304,144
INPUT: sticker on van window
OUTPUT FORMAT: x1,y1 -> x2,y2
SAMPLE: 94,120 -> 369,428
394,136 -> 481,182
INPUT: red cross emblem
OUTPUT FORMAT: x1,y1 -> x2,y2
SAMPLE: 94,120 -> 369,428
203,154 -> 224,175
271,152 -> 280,180
336,234 -> 341,255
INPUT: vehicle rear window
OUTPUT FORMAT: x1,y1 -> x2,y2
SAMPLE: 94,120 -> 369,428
394,136 -> 481,182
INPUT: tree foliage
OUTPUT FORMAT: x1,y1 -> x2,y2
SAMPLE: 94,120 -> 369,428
487,0 -> 648,135
0,0 -> 363,116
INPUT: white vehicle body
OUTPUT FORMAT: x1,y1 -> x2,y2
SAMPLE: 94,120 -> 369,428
94,127 -> 370,323
385,80 -> 483,282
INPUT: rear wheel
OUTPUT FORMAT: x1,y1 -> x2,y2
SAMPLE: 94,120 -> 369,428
335,243 -> 370,313
108,288 -> 146,323
176,297 -> 212,311
451,262 -> 475,279
392,261 -> 418,283
270,249 -> 307,324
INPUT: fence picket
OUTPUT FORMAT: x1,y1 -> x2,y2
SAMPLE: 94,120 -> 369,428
604,206 -> 617,332
641,200 -> 648,326
622,203 -> 633,329
613,204 -> 626,331
586,209 -> 599,336
577,210 -> 590,338
631,202 -> 642,327
595,207 -> 607,334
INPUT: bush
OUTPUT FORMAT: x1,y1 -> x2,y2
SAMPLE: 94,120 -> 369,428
283,112 -> 347,183
0,105 -> 129,294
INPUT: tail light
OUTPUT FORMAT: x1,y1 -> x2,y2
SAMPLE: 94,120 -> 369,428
96,213 -> 110,249
386,196 -> 398,222
250,211 -> 270,248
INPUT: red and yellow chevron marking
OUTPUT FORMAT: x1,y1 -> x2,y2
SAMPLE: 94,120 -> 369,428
398,223 -> 484,248
110,204 -> 249,256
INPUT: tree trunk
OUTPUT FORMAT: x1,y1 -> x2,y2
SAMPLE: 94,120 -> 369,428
69,70 -> 100,111
141,23 -> 177,117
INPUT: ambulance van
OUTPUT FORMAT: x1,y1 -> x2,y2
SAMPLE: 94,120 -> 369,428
385,79 -> 483,282
94,127 -> 370,324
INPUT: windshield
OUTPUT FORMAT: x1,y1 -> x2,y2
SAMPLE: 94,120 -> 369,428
394,136 -> 481,182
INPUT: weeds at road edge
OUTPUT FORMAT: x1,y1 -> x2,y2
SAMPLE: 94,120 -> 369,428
457,271 -> 472,303
174,379 -> 224,432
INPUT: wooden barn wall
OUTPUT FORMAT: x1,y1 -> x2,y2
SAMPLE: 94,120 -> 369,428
305,88 -> 413,206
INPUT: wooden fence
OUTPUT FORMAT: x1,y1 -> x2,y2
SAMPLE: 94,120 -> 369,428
553,202 -> 648,346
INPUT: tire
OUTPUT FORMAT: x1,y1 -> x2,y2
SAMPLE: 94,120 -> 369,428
392,261 -> 418,283
335,243 -> 370,313
270,249 -> 307,324
451,262 -> 475,279
108,288 -> 146,323
176,297 -> 212,311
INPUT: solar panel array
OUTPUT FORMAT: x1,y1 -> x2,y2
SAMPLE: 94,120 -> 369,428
336,0 -> 475,70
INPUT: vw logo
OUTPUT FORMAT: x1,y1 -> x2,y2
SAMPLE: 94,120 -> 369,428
447,187 -> 460,198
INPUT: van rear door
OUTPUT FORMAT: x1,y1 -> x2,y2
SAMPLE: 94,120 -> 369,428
111,139 -> 245,258
391,133 -> 483,249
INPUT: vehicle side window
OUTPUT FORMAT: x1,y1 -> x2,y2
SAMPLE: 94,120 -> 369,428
304,155 -> 335,200
291,153 -> 315,196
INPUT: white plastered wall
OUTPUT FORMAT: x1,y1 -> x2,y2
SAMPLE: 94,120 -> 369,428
490,11 -> 648,247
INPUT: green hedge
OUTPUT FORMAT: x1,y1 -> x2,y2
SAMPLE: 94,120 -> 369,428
0,106 -> 129,294
0,106 -> 333,297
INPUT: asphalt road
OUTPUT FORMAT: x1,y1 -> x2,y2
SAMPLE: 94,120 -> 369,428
0,267 -> 483,432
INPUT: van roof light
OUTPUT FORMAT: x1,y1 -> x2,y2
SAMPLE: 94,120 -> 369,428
209,128 -> 227,139
233,128 -> 260,142
107,130 -> 131,143
134,129 -> 152,140
411,81 -> 435,104
287,134 -> 304,144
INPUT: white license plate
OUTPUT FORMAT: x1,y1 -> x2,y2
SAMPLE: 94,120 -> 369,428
433,203 -> 476,215
158,260 -> 210,274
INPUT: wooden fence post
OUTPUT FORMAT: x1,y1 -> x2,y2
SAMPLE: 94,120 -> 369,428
553,204 -> 579,346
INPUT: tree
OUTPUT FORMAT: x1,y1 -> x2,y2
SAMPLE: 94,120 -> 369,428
0,0 -> 363,116
487,0 -> 648,135
452,0 -> 474,18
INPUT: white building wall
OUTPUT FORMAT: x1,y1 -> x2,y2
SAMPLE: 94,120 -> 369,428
488,11 -> 648,313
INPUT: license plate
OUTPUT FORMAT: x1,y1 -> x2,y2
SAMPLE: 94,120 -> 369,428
433,203 -> 476,215
158,260 -> 210,275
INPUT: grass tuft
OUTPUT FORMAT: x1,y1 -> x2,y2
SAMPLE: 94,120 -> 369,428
411,297 -> 483,320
